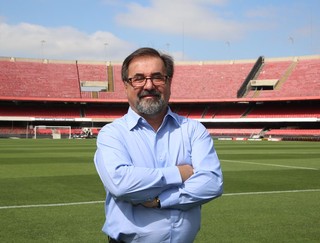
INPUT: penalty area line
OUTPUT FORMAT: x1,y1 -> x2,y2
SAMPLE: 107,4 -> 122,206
1,189 -> 320,210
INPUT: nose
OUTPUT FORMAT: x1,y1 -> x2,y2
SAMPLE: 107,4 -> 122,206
143,78 -> 155,89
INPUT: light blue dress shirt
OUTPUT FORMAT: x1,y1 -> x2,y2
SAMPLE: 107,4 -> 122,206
94,107 -> 223,242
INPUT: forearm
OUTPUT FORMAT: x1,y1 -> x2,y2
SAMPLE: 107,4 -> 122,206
142,164 -> 194,208
157,170 -> 223,210
94,149 -> 182,203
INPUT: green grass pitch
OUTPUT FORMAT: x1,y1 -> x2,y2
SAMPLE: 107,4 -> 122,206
0,139 -> 319,242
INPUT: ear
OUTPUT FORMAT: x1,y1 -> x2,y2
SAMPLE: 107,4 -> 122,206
124,82 -> 129,95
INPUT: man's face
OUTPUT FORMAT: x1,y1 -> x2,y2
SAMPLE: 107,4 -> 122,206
125,56 -> 171,116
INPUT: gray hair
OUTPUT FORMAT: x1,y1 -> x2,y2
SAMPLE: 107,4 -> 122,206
121,47 -> 174,82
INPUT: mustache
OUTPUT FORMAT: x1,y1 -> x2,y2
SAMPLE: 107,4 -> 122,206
138,90 -> 161,98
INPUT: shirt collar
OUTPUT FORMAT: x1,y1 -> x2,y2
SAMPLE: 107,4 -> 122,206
126,106 -> 182,131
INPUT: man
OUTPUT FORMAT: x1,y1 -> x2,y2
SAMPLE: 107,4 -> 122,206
94,47 -> 223,243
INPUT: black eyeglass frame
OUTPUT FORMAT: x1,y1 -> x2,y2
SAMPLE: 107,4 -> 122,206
126,74 -> 169,87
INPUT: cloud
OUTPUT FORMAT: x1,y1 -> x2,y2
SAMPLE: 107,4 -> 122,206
116,0 -> 251,41
0,20 -> 134,61
245,6 -> 277,19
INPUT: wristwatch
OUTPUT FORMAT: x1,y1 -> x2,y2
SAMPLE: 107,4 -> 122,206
155,196 -> 161,208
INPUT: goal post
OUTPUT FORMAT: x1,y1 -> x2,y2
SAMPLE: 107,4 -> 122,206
34,125 -> 72,139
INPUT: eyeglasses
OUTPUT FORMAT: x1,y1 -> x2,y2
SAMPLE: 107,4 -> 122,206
127,74 -> 169,87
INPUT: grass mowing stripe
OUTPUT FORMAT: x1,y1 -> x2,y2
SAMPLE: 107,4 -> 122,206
1,140 -> 319,242
1,188 -> 319,210
222,159 -> 319,170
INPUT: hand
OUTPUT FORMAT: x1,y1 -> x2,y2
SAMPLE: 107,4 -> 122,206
177,164 -> 194,182
142,197 -> 160,208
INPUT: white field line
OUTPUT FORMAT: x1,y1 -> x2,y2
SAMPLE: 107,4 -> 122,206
0,200 -> 104,210
222,189 -> 320,196
222,159 -> 319,171
1,189 -> 320,210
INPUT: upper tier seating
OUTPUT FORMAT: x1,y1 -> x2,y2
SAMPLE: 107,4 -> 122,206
96,65 -> 127,100
0,55 -> 319,102
171,62 -> 254,100
0,59 -> 80,99
78,64 -> 127,100
257,60 -> 292,80
254,58 -> 320,99
77,63 -> 107,81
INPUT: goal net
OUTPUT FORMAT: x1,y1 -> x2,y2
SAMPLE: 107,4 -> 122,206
34,126 -> 71,139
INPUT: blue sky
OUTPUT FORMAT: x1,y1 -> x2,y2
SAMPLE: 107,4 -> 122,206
0,0 -> 319,62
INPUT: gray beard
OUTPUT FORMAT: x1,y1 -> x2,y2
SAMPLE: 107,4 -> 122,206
136,98 -> 166,115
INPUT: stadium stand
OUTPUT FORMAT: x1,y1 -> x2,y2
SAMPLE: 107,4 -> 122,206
213,104 -> 249,118
77,61 -> 109,99
247,102 -> 320,118
0,103 -> 81,118
256,60 -> 292,80
207,128 -> 263,138
188,106 -> 206,118
84,105 -> 128,118
77,62 -> 108,82
203,106 -> 218,118
265,129 -> 320,136
246,56 -> 320,99
0,54 -> 319,140
264,128 -> 320,141
171,61 -> 254,100
0,57 -> 80,99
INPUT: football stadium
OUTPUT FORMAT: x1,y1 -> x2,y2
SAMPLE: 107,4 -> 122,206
0,54 -> 319,242
0,55 -> 320,140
